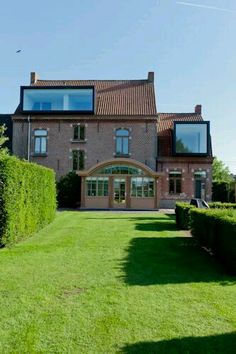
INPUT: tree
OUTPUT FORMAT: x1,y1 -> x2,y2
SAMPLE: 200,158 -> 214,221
0,125 -> 9,156
212,157 -> 233,183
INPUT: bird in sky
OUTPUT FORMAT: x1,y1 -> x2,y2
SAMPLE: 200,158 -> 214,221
16,50 -> 21,53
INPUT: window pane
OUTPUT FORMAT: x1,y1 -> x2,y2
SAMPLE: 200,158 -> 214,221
148,180 -> 154,197
73,126 -> 79,140
34,129 -> 47,136
34,138 -> 41,153
32,102 -> 40,110
72,151 -> 78,170
175,123 -> 208,154
176,179 -> 182,194
80,126 -> 85,140
122,137 -> 129,154
42,102 -> 52,110
116,138 -> 122,155
194,171 -> 206,178
41,137 -> 47,153
169,179 -> 175,194
103,179 -> 108,196
79,150 -> 85,170
116,129 -> 129,137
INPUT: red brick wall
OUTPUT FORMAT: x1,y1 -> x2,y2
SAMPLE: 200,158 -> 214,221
158,161 -> 212,208
13,118 -> 157,179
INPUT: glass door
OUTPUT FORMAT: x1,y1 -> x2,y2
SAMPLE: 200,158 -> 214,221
113,178 -> 126,208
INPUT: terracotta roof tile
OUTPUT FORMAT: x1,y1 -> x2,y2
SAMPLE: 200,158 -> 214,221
32,79 -> 157,116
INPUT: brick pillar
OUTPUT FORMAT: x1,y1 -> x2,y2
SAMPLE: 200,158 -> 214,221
108,176 -> 114,208
126,176 -> 131,209
155,177 -> 161,209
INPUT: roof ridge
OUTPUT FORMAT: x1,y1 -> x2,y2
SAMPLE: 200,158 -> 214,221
158,112 -> 199,115
35,79 -> 148,83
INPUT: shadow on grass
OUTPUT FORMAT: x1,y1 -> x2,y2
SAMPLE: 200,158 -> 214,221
121,332 -> 236,354
121,235 -> 235,285
81,214 -> 176,222
119,215 -> 236,285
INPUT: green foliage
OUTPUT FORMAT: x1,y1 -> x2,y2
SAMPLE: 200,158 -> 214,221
0,156 -> 56,245
57,172 -> 81,208
209,202 -> 236,209
175,202 -> 195,230
0,125 -> 9,156
212,157 -> 233,183
190,208 -> 236,274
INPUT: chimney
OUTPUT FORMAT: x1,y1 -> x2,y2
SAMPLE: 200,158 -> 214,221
195,104 -> 202,114
148,71 -> 154,83
30,72 -> 39,85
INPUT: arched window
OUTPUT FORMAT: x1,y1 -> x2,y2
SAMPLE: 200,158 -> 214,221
115,129 -> 129,156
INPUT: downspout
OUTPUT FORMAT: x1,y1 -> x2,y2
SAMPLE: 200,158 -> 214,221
27,115 -> 31,161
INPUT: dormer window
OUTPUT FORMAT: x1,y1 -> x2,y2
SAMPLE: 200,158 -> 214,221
173,122 -> 210,156
21,87 -> 94,114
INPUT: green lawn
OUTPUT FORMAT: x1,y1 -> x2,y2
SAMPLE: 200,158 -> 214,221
0,212 -> 235,353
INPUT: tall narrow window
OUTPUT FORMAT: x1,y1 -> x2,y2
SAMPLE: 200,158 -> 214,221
73,125 -> 86,141
115,129 -> 129,156
169,171 -> 182,194
72,150 -> 85,171
34,129 -> 47,155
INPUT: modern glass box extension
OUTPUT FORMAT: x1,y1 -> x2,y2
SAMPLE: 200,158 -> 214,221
20,86 -> 94,114
173,121 -> 210,156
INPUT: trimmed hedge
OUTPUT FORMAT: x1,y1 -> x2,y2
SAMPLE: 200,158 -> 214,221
209,202 -> 236,209
0,156 -> 56,245
190,209 -> 236,274
175,202 -> 195,230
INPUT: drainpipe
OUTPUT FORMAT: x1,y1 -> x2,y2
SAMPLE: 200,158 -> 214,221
27,115 -> 31,161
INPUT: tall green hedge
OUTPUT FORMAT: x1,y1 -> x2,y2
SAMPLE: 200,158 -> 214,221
0,156 -> 56,245
175,202 -> 195,230
190,209 -> 236,274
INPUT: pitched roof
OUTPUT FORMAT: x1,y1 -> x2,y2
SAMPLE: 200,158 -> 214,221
31,78 -> 157,116
158,112 -> 204,157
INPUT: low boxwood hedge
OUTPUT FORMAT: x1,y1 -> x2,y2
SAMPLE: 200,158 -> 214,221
0,156 -> 56,246
175,202 -> 195,230
190,208 -> 236,274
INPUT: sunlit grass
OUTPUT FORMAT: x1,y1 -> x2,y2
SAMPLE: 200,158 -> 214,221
0,211 -> 235,353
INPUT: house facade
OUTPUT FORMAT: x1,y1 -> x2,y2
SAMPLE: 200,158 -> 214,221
12,72 -> 213,209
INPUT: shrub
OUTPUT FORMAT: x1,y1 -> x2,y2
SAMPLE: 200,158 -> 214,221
175,202 -> 195,230
209,202 -> 236,209
0,156 -> 56,246
57,172 -> 81,208
190,208 -> 236,274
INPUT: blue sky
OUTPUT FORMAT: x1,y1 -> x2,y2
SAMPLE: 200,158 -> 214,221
1,0 -> 236,172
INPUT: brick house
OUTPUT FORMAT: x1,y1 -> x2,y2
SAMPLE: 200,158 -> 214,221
12,72 -> 213,209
